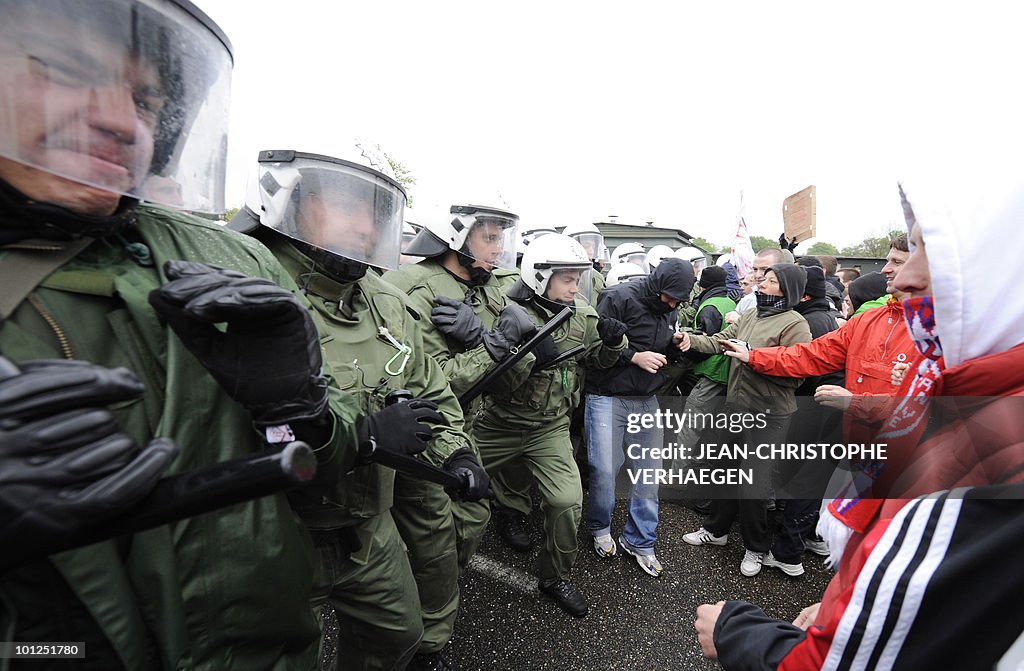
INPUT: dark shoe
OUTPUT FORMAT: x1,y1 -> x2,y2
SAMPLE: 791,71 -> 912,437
495,509 -> 530,553
539,579 -> 589,617
407,650 -> 460,671
685,498 -> 713,516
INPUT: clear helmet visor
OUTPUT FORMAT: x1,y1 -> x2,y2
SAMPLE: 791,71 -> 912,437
623,251 -> 648,268
0,0 -> 232,213
549,266 -> 595,306
255,154 -> 406,270
692,257 -> 708,280
570,231 -> 606,262
454,210 -> 518,270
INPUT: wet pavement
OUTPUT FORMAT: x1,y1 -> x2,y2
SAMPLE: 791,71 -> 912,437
446,496 -> 833,671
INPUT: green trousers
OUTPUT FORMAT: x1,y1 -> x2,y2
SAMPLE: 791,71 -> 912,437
473,417 -> 583,587
392,475 -> 461,654
311,514 -> 422,671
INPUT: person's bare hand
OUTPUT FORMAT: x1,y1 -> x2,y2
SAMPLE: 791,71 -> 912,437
631,351 -> 668,373
792,602 -> 821,630
891,361 -> 910,386
720,339 -> 751,363
814,384 -> 853,411
695,601 -> 725,659
675,332 -> 691,352
724,311 -> 740,325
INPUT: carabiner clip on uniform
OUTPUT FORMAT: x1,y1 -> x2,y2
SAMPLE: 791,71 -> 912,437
378,327 -> 412,377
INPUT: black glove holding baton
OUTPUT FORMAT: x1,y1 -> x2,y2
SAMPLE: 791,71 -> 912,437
0,357 -> 178,570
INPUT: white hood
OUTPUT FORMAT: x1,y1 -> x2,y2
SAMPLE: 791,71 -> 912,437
899,175 -> 1024,368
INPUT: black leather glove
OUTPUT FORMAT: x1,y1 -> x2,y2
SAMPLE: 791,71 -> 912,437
0,358 -> 178,570
597,316 -> 628,345
444,448 -> 492,502
431,296 -> 485,348
779,232 -> 798,251
481,303 -> 536,361
148,261 -> 329,428
531,335 -> 560,372
357,398 -> 443,463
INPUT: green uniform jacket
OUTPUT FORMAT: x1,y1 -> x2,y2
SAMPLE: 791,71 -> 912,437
382,260 -> 534,400
480,284 -> 626,430
0,205 -> 363,671
688,307 -> 811,414
265,238 -> 472,532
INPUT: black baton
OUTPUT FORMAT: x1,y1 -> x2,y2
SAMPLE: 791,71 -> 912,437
458,306 -> 573,407
41,442 -> 317,557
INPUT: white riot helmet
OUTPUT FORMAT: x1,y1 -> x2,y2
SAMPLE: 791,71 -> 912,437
516,222 -> 559,260
234,148 -> 406,271
611,242 -> 647,269
562,222 -> 610,264
675,245 -> 709,279
520,234 -> 592,299
0,0 -> 233,215
403,202 -> 519,270
606,261 -> 648,287
645,245 -> 674,273
399,219 -> 423,265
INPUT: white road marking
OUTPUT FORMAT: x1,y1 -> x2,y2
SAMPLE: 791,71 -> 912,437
467,554 -> 539,594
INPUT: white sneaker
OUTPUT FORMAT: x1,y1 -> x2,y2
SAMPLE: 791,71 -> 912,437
763,552 -> 805,577
804,539 -> 830,557
592,533 -> 618,558
618,535 -> 663,577
740,550 -> 765,576
682,527 -> 728,547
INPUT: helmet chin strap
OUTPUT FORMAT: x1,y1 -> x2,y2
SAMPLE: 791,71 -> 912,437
456,249 -> 492,286
290,239 -> 368,283
0,177 -> 137,244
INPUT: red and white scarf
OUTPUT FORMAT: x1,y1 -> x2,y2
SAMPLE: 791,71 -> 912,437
820,296 -> 945,567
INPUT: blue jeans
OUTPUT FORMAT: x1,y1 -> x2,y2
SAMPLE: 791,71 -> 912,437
584,394 -> 661,553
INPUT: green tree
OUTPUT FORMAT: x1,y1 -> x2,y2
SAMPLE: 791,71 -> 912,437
749,235 -> 780,252
840,229 -> 903,257
385,153 -> 416,207
806,241 -> 839,256
689,237 -> 718,253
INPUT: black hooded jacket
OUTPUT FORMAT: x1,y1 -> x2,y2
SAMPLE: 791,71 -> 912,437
585,258 -> 695,396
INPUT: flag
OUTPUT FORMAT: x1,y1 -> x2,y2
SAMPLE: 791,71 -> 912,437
731,192 -> 755,279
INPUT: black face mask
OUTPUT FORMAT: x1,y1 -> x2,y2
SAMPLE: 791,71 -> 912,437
0,177 -> 137,244
456,250 -> 492,286
642,293 -> 676,314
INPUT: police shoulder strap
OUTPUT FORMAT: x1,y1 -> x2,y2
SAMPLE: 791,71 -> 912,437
0,238 -> 93,320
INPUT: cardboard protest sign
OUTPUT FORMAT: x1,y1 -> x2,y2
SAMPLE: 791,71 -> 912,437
783,185 -> 816,244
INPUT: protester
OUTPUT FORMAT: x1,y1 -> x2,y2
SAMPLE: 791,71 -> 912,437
730,248 -> 785,319
585,258 -> 696,577
846,271 -> 889,316
835,267 -> 860,288
679,264 -> 811,576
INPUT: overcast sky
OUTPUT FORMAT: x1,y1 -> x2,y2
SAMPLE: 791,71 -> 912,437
197,0 -> 1022,251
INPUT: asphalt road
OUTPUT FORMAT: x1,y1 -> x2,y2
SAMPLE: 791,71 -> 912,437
446,496 -> 833,671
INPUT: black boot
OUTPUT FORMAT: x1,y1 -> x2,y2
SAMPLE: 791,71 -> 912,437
539,579 -> 589,617
407,649 -> 460,671
495,507 -> 530,552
